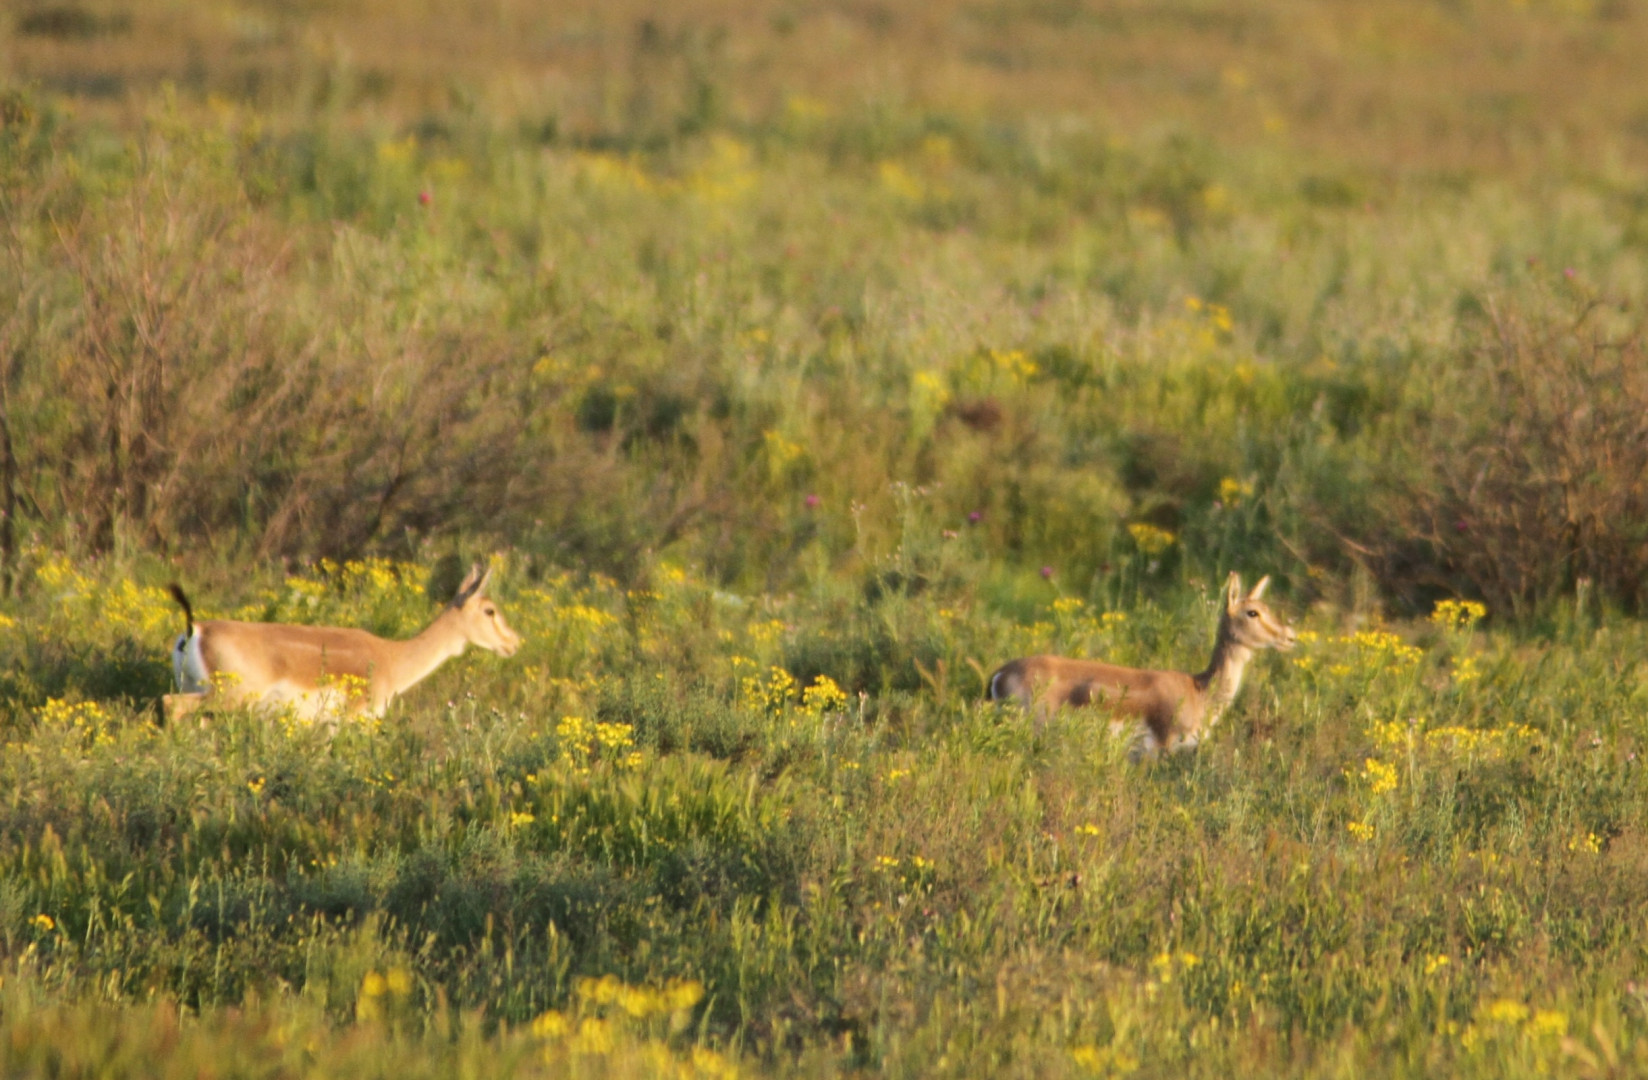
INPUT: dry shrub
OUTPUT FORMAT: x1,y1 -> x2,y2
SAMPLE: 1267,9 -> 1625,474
1390,302 -> 1648,616
0,121 -> 547,565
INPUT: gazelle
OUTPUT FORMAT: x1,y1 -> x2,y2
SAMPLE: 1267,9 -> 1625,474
987,572 -> 1296,755
163,564 -> 523,723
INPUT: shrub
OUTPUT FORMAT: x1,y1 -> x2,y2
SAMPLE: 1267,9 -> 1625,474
1383,303 -> 1648,615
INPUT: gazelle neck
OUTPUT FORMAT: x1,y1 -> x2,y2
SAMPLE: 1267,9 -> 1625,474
387,606 -> 469,694
1193,623 -> 1254,724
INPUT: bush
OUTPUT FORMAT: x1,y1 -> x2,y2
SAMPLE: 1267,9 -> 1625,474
1383,303 -> 1648,615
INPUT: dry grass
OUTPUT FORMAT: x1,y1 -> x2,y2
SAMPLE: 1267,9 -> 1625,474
5,0 -> 1648,174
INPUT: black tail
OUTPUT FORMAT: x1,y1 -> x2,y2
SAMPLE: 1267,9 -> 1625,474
167,583 -> 195,635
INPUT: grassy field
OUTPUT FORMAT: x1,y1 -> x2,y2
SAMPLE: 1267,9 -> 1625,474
4,0 -> 1648,1075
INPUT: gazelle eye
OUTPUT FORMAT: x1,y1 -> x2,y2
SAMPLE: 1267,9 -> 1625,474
1246,609 -> 1259,618
484,607 -> 496,617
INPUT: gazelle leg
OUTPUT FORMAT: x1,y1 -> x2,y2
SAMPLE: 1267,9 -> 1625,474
162,692 -> 210,725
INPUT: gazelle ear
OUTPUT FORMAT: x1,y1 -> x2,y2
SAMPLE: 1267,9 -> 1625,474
1248,575 -> 1271,600
1225,572 -> 1244,607
454,563 -> 487,604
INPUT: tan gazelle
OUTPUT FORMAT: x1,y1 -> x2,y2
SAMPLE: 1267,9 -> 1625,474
987,572 -> 1296,755
163,563 -> 523,723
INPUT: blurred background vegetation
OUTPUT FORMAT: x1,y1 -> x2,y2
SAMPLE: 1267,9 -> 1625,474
3,0 -> 1647,615
4,2 -> 1648,1077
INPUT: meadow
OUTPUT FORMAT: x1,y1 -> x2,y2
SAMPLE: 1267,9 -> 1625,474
3,0 -> 1648,1075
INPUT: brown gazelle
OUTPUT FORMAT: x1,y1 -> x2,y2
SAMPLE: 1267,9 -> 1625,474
987,572 -> 1296,755
163,564 -> 523,723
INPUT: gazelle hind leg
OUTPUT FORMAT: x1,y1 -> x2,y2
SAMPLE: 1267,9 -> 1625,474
1109,718 -> 1160,762
161,692 -> 210,726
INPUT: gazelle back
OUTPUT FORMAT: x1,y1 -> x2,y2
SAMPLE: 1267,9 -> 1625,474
165,563 -> 522,722
987,572 -> 1296,755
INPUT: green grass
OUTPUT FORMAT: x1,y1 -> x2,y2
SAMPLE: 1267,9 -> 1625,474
0,557 -> 1645,1077
4,0 -> 1648,1073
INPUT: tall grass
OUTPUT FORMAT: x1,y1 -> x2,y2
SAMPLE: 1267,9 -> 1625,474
4,87 -> 1643,609
0,551 -> 1645,1076
3,0 -> 1648,1073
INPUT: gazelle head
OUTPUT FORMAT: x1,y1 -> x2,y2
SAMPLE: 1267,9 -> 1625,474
450,564 -> 524,657
1221,572 -> 1297,652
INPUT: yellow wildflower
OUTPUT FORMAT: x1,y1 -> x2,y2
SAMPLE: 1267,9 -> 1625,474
617,984 -> 663,1018
665,979 -> 705,1011
1218,476 -> 1254,506
531,1010 -> 569,1038
577,975 -> 621,1004
1071,1044 -> 1140,1073
988,348 -> 1039,381
1482,999 -> 1529,1025
1127,522 -> 1176,555
740,666 -> 797,713
569,1016 -> 613,1055
1347,757 -> 1398,795
1529,1009 -> 1568,1037
801,674 -> 848,714
593,722 -> 634,750
1430,598 -> 1487,632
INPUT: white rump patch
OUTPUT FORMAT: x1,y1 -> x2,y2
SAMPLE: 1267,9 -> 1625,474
173,631 -> 209,694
